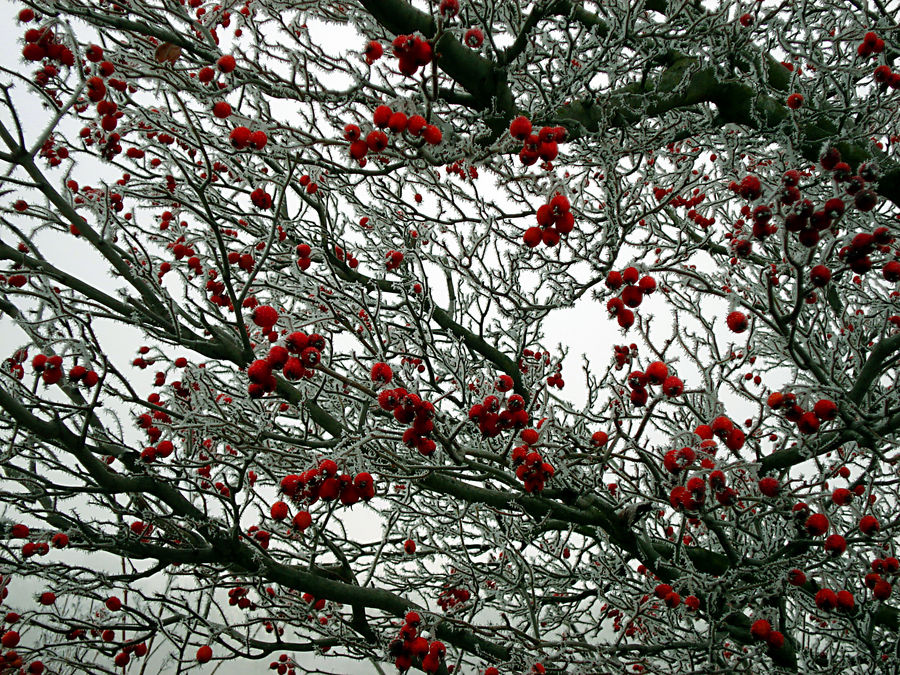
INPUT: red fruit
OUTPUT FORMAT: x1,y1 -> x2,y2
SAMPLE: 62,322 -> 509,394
252,305 -> 279,328
724,427 -> 745,451
662,376 -> 683,397
836,590 -> 855,611
521,428 -> 539,445
815,588 -> 837,611
809,265 -> 831,286
591,431 -> 609,447
797,411 -> 820,434
621,285 -> 643,308
373,105 -> 392,128
216,55 -> 236,73
448,25 -> 477,49
270,501 -> 289,520
654,583 -> 673,599
349,139 -> 368,159
212,101 -> 231,118
366,130 -> 388,152
787,568 -> 806,586
622,267 -> 639,285
663,447 -> 695,474
38,592 -> 55,605
247,359 -> 272,384
750,619 -> 771,640
874,579 -> 893,600
860,515 -> 880,536
388,112 -> 408,133
370,362 -> 393,383
805,513 -> 829,536
229,125 -> 251,149
364,41 -> 383,63
883,261 -> 900,282
509,116 -> 532,140
617,309 -> 634,329
404,539 -> 416,554
292,511 -> 312,531
196,645 -> 213,663
726,311 -> 748,333
319,458 -> 338,476
710,416 -> 733,437
1,631 -> 19,648
767,631 -> 784,649
249,130 -> 267,150
106,596 -> 122,611
407,115 -> 427,136
758,477 -> 779,497
831,488 -> 852,506
638,275 -> 657,294
523,226 -> 542,247
422,124 -> 442,145
605,271 -> 623,289
786,93 -> 803,109
824,534 -> 846,556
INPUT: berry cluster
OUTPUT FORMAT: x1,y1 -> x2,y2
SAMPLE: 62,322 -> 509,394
21,25 -> 74,68
511,428 -> 554,493
624,361 -> 683,407
267,654 -> 298,675
749,619 -> 786,652
247,328 -> 327,398
664,419 -> 749,510
468,376 -> 530,437
508,116 -> 567,167
388,612 -> 445,673
11,523 -> 69,559
386,249 -> 404,270
227,586 -> 254,610
377,388 -> 437,456
605,267 -> 657,330
767,392 -> 837,435
838,227 -> 895,276
694,416 -> 746,452
229,125 -> 268,150
250,187 -> 273,209
813,588 -> 856,612
280,460 -> 375,511
392,34 -> 432,77
332,244 -> 359,269
857,30 -> 885,58
436,585 -> 471,611
345,105 -> 441,164
140,439 -> 174,463
865,557 -> 898,601
612,343 -> 637,370
873,64 -> 900,90
523,193 -> 575,247
31,354 -> 99,387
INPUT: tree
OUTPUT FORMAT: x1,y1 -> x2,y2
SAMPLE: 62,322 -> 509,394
0,0 -> 899,671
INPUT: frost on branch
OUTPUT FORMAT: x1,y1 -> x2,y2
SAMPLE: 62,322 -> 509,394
0,0 -> 899,673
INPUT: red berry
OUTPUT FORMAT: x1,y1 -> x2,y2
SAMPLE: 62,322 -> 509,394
216,55 -> 236,73
212,101 -> 231,118
726,311 -> 748,333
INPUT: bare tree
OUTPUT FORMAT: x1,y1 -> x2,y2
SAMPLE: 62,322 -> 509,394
1,0 -> 899,673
